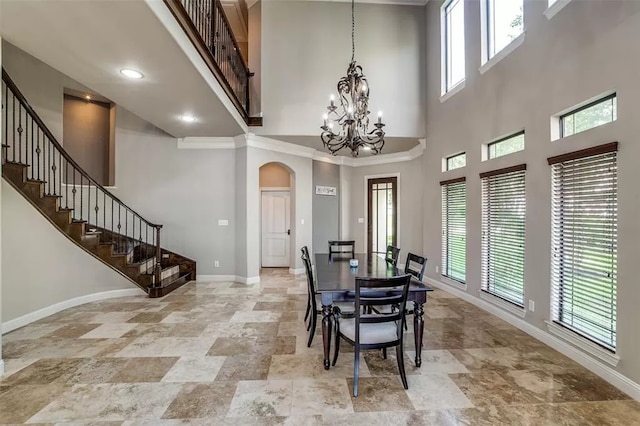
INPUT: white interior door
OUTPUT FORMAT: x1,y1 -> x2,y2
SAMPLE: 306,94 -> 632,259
261,191 -> 291,267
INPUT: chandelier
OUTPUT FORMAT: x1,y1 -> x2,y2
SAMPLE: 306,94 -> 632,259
320,0 -> 386,157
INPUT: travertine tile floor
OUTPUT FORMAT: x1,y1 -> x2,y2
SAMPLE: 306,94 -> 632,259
1,268 -> 639,425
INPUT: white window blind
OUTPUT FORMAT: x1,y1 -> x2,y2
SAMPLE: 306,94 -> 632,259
549,143 -> 618,351
481,165 -> 526,307
441,178 -> 466,283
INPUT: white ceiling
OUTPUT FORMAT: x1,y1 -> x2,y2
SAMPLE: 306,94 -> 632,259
0,0 -> 245,138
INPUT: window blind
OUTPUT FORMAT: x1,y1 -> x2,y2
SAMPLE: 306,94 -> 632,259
481,165 -> 526,307
441,178 -> 466,283
549,143 -> 618,351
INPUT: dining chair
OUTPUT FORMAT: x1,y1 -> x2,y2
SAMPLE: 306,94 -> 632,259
373,252 -> 427,330
301,246 -> 354,347
332,274 -> 412,397
328,240 -> 355,258
385,245 -> 400,267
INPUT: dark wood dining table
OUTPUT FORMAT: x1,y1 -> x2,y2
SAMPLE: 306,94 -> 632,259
314,253 -> 433,370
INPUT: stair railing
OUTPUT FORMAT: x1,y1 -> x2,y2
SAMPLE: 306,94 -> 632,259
165,0 -> 253,121
1,69 -> 163,287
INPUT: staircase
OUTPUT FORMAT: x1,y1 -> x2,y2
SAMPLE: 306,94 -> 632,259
1,69 -> 196,298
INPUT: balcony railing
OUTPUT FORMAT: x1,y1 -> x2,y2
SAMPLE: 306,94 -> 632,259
165,0 -> 259,124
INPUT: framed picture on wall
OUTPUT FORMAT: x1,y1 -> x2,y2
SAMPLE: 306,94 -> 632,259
315,185 -> 337,196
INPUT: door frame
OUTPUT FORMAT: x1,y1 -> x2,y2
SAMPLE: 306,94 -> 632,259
260,187 -> 292,268
363,173 -> 400,255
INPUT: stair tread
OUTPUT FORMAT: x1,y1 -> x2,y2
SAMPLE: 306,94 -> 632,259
4,161 -> 29,167
25,179 -> 46,184
155,272 -> 188,288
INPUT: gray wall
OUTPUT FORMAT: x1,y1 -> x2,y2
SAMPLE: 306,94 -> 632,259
1,181 -> 135,322
346,157 -> 424,261
258,0 -> 426,137
312,160 -> 340,254
423,0 -> 640,383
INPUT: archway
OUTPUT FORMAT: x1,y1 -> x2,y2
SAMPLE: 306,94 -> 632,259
259,162 -> 294,269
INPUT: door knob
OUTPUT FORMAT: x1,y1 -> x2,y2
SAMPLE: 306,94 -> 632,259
287,229 -> 291,235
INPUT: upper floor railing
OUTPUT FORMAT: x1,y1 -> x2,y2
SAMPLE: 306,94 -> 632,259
165,0 -> 259,124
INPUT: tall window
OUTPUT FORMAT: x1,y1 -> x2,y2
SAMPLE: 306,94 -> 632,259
485,0 -> 524,60
442,0 -> 465,93
560,94 -> 617,138
549,143 -> 618,351
441,178 -> 466,283
368,177 -> 397,255
481,165 -> 526,307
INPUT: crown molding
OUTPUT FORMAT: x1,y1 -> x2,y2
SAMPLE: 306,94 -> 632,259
177,134 -> 426,167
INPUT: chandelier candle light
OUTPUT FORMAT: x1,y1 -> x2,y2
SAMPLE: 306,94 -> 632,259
320,0 -> 386,157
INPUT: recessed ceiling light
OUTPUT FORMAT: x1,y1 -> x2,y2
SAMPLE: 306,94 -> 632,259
120,69 -> 144,79
180,115 -> 197,123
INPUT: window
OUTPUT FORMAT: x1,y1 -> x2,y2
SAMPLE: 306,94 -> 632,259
549,143 -> 618,351
560,94 -> 617,138
488,132 -> 525,159
485,0 -> 524,60
441,178 -> 466,283
446,152 -> 466,171
481,165 -> 526,307
442,0 -> 465,93
368,177 -> 397,255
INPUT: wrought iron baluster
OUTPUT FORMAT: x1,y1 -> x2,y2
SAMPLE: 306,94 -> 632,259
12,92 -> 15,162
87,178 -> 91,225
36,128 -> 41,180
95,185 -> 99,227
52,142 -> 57,195
47,138 -> 51,194
65,160 -> 69,209
80,175 -> 83,221
30,116 -> 34,179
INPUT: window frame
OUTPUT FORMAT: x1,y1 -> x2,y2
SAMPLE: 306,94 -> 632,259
547,142 -> 618,352
487,131 -> 525,160
440,177 -> 467,285
441,0 -> 466,94
445,152 -> 467,171
484,0 -> 524,61
559,93 -> 617,138
480,164 -> 527,308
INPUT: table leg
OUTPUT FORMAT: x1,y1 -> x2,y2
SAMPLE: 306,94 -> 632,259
413,302 -> 425,367
322,304 -> 333,370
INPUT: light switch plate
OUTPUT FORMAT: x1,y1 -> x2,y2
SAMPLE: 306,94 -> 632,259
301,219 -> 305,225
529,300 -> 535,312
218,219 -> 229,226
358,218 -> 364,223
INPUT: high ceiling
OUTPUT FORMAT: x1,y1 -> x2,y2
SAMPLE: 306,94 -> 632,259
0,0 -> 246,138
1,0 -> 424,156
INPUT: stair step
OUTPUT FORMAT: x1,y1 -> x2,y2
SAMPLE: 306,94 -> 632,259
148,273 -> 191,298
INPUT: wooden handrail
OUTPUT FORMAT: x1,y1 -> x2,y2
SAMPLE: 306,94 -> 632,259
2,69 -> 162,229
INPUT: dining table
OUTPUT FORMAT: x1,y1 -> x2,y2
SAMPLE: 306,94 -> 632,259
314,253 -> 433,370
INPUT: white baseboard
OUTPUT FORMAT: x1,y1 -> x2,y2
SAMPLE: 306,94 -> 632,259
196,275 -> 261,284
289,267 -> 305,275
1,288 -> 145,335
238,276 -> 260,285
196,275 -> 236,282
425,277 -> 640,401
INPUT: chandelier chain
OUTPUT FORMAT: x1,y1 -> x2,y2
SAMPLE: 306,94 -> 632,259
351,0 -> 355,62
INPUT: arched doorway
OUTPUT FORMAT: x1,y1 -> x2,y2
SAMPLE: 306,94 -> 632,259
259,162 -> 293,268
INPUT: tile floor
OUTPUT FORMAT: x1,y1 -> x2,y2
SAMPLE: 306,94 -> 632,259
1,268 -> 639,425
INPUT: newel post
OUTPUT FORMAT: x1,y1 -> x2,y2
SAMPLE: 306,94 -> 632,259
154,225 -> 163,286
